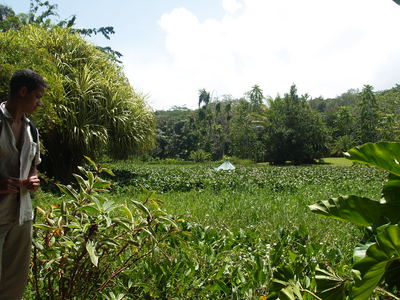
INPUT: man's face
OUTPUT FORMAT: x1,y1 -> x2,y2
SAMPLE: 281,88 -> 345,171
20,86 -> 45,114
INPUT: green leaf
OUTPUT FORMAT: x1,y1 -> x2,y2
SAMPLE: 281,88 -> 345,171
93,177 -> 111,190
213,279 -> 229,294
73,173 -> 89,189
84,156 -> 97,170
57,184 -> 79,201
382,174 -> 400,205
86,240 -> 99,267
142,228 -> 156,242
104,216 -> 112,227
33,224 -> 54,231
32,240 -> 44,250
77,166 -> 87,176
353,243 -> 374,264
394,0 -> 400,5
99,167 -> 115,176
65,223 -> 81,229
87,171 -> 94,188
158,216 -> 178,229
344,142 -> 400,176
131,200 -> 151,218
79,205 -> 100,215
102,200 -> 118,212
308,195 -> 384,227
352,224 -> 400,300
255,268 -> 267,284
315,266 -> 347,300
279,284 -> 301,300
120,204 -> 134,223
59,241 -> 76,248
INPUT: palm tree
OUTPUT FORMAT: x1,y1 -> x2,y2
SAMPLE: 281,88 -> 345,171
198,88 -> 210,108
248,84 -> 264,111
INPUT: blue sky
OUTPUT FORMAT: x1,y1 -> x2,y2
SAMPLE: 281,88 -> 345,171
3,0 -> 400,110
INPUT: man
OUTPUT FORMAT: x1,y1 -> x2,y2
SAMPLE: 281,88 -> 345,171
0,69 -> 45,299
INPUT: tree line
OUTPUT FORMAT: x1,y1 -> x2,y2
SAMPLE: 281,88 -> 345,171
152,83 -> 400,164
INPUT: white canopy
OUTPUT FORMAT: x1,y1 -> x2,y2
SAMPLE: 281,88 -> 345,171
215,160 -> 235,171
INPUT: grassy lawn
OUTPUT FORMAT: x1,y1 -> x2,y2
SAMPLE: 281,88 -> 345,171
322,156 -> 354,166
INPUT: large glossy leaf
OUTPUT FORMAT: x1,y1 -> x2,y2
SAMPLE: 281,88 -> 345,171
382,173 -> 400,205
352,225 -> 400,300
308,195 -> 385,227
394,0 -> 400,5
344,142 -> 400,176
353,243 -> 374,264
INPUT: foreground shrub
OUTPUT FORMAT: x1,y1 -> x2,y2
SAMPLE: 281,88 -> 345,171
29,158 -> 180,299
310,142 -> 400,299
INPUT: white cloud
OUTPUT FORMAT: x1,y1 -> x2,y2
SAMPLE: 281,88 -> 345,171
222,0 -> 243,14
125,0 -> 400,110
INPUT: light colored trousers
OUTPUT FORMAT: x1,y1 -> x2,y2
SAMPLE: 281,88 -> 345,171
0,221 -> 32,300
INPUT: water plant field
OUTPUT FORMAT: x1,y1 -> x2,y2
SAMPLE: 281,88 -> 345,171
30,162 -> 387,299
105,163 -> 385,298
107,163 -> 383,234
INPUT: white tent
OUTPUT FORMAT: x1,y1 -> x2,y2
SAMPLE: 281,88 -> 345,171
215,160 -> 235,171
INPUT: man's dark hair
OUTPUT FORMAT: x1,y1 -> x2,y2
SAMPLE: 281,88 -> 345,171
9,69 -> 47,96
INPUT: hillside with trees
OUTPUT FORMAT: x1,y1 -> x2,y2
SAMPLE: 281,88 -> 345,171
152,84 -> 400,163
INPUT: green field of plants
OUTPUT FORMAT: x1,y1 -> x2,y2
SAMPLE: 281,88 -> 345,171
28,159 -> 391,299
2,2 -> 400,299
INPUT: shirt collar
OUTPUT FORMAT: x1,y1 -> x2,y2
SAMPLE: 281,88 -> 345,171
0,101 -> 30,123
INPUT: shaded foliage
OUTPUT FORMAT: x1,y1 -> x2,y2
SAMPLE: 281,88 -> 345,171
0,25 -> 155,180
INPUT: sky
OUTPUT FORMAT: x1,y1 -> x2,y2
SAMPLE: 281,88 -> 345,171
3,0 -> 400,110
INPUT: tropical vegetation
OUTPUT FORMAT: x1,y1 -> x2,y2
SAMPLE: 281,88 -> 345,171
1,0 -> 399,299
27,149 -> 399,299
310,142 -> 400,299
0,1 -> 155,180
153,83 -> 400,164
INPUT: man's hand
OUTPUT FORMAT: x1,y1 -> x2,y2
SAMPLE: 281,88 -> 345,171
0,177 -> 21,194
22,176 -> 40,192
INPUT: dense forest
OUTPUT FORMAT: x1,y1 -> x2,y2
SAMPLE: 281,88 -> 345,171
152,84 -> 400,163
